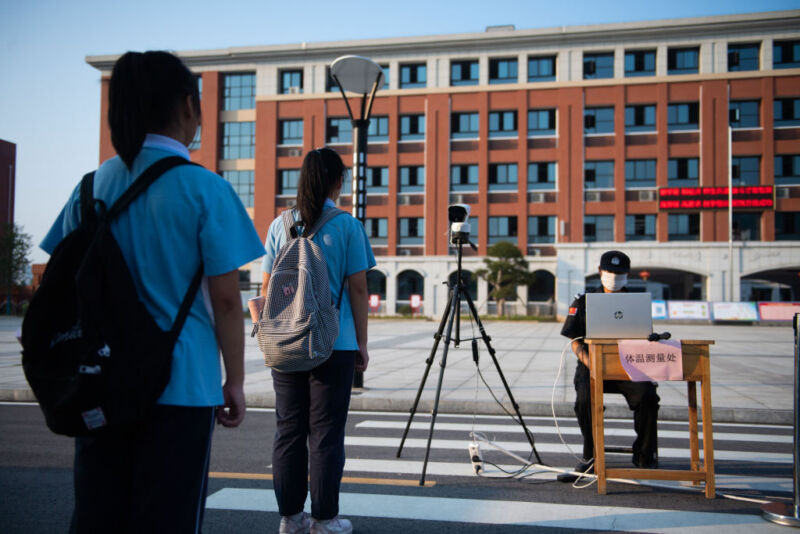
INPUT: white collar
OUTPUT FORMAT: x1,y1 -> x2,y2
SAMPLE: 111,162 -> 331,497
143,133 -> 190,159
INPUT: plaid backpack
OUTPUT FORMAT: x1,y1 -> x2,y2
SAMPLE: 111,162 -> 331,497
256,208 -> 345,373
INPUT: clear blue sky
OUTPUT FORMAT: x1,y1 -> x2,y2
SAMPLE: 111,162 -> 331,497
1,0 -> 797,264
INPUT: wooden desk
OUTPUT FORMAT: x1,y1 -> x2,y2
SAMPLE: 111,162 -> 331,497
587,339 -> 716,498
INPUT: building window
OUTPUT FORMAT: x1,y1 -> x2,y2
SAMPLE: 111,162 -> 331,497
451,60 -> 479,86
451,112 -> 479,139
364,218 -> 388,244
489,58 -> 518,84
528,55 -> 556,82
731,156 -> 760,186
733,213 -> 761,241
279,119 -> 303,145
625,214 -> 656,241
625,104 -> 656,133
528,109 -> 556,137
668,213 -> 700,241
668,102 -> 699,131
279,69 -> 303,94
584,161 -> 614,189
450,164 -> 478,191
583,52 -> 614,79
488,111 -> 517,138
775,155 -> 800,185
399,166 -> 425,192
222,170 -> 254,208
584,215 -> 614,242
775,98 -> 800,127
625,50 -> 655,77
625,159 -> 656,188
188,126 -> 201,151
488,216 -> 518,244
730,100 -> 760,128
278,169 -> 300,196
223,72 -> 255,110
584,107 -> 614,134
400,114 -> 425,140
366,167 -> 389,194
326,117 -> 352,144
368,116 -> 389,142
380,65 -> 390,89
728,43 -> 760,72
668,158 -> 699,187
528,162 -> 556,190
400,63 -> 426,88
774,40 -> 800,69
326,66 -> 338,92
528,216 -> 555,244
399,217 -> 424,245
775,212 -> 800,240
221,122 -> 255,159
667,47 -> 699,75
488,163 -> 517,191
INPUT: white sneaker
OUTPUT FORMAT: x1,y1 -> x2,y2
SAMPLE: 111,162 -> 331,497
279,511 -> 310,534
310,516 -> 352,534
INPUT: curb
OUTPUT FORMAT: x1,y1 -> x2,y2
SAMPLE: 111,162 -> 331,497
2,387 -> 792,425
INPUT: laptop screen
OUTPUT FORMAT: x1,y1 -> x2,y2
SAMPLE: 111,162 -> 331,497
585,293 -> 653,339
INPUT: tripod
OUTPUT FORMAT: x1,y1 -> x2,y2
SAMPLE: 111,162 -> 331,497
396,235 -> 542,485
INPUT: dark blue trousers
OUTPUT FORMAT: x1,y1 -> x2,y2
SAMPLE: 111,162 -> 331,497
271,350 -> 356,520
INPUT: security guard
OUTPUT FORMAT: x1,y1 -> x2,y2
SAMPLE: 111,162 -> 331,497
558,250 -> 659,483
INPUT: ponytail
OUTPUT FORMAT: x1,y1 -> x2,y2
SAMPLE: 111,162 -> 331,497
296,148 -> 345,230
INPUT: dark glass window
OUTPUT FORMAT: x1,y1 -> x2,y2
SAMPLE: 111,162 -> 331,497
399,217 -> 424,244
625,50 -> 656,77
279,119 -> 303,145
728,43 -> 760,71
488,216 -> 518,244
730,100 -> 760,128
380,65 -> 390,89
625,214 -> 656,241
489,58 -> 518,84
731,156 -> 760,186
222,170 -> 254,207
585,161 -> 614,189
775,212 -> 800,240
400,114 -> 425,140
366,167 -> 389,194
488,111 -> 517,138
399,166 -> 425,192
774,40 -> 800,69
528,216 -> 555,243
279,69 -> 303,94
278,169 -> 300,196
400,63 -> 426,88
223,73 -> 255,110
528,55 -> 556,82
668,102 -> 699,131
368,116 -> 389,142
451,112 -> 479,139
221,122 -> 255,159
733,213 -> 761,241
775,155 -> 800,185
668,158 -> 699,187
451,60 -> 479,86
668,47 -> 699,75
668,213 -> 700,241
583,52 -> 614,79
584,107 -> 614,134
488,163 -> 517,191
326,118 -> 352,144
625,104 -> 656,132
364,218 -> 388,244
775,98 -> 800,127
528,109 -> 556,136
584,215 -> 614,242
528,162 -> 556,190
450,165 -> 479,191
625,159 -> 656,188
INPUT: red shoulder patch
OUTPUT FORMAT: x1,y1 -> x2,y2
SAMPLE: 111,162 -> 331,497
568,307 -> 577,316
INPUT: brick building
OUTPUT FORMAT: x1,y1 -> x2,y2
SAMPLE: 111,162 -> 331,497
87,10 -> 800,318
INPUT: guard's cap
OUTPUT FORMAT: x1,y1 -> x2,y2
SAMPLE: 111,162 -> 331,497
599,250 -> 631,273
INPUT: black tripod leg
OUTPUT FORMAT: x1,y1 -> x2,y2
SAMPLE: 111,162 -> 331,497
419,283 -> 461,485
397,286 -> 454,458
463,289 -> 543,465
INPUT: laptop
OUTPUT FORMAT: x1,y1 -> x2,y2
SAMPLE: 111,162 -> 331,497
585,292 -> 653,339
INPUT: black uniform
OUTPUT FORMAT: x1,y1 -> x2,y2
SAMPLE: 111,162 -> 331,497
561,287 -> 660,466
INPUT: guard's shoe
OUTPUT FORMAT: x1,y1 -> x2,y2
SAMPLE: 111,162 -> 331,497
279,511 -> 310,534
557,460 -> 593,483
633,454 -> 659,469
310,516 -> 352,534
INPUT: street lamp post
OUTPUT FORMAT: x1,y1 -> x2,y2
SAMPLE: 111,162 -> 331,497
330,55 -> 384,388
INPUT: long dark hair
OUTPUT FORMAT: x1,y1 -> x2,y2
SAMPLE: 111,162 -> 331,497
108,51 -> 200,169
296,147 -> 345,230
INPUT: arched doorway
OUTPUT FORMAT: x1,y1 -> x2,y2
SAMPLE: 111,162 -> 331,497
742,268 -> 800,301
447,270 -> 477,301
396,270 -> 424,315
527,269 -> 555,317
366,269 -> 387,313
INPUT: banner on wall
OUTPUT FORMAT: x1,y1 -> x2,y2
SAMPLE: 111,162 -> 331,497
652,300 -> 667,320
667,301 -> 711,320
712,302 -> 759,321
758,302 -> 800,321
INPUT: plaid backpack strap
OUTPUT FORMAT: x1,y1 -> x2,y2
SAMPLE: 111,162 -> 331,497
280,209 -> 298,241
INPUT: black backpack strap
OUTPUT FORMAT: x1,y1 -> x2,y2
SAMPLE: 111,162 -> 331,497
79,171 -> 97,225
306,208 -> 345,239
106,156 -> 198,221
167,265 -> 204,344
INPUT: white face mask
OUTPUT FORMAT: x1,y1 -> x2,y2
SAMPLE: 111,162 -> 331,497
601,272 -> 627,292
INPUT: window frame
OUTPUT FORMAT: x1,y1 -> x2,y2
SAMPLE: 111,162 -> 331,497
527,55 -> 556,82
489,57 -> 518,84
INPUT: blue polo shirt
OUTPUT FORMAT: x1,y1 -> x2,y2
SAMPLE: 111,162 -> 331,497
261,200 -> 375,350
41,134 -> 265,406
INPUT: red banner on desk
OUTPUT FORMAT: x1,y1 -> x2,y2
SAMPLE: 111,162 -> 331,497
618,339 -> 683,381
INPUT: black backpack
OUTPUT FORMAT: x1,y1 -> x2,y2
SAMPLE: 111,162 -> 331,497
21,156 -> 203,436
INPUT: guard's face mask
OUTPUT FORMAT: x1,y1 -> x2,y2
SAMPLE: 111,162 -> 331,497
601,272 -> 627,292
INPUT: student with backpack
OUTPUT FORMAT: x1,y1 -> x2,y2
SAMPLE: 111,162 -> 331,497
260,147 -> 375,534
38,51 -> 265,532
